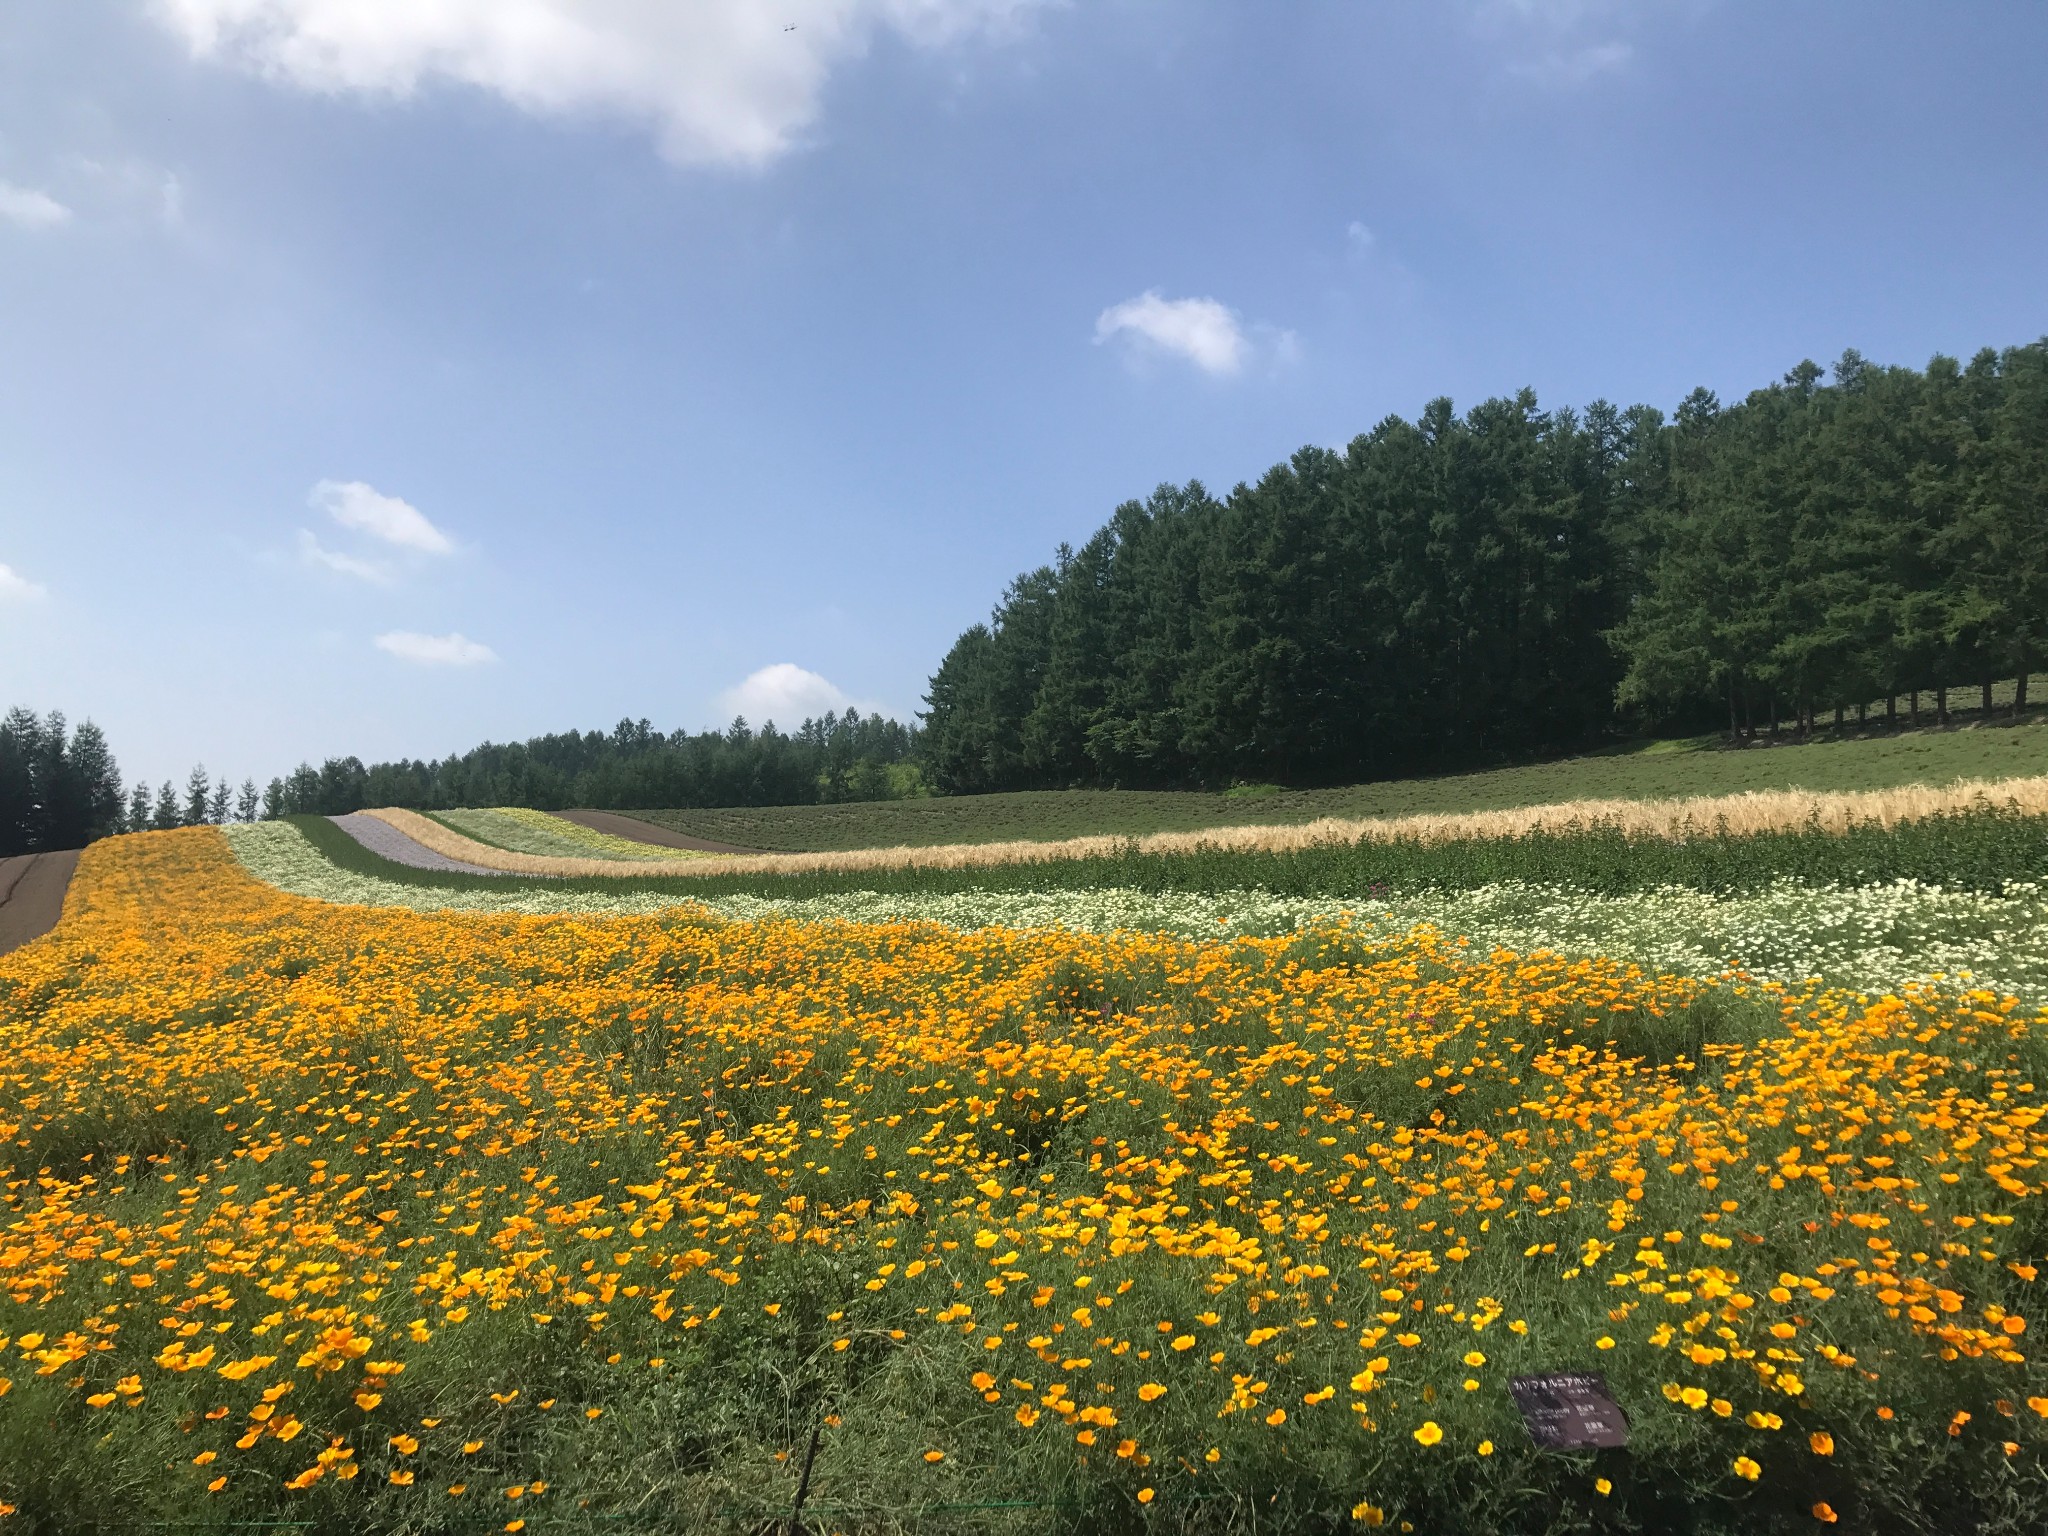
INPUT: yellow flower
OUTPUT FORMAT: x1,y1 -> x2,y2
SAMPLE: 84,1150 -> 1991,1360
1732,1456 -> 1760,1482
1463,1351 -> 1485,1367
1809,1432 -> 1834,1456
1812,1503 -> 1838,1524
390,1434 -> 419,1456
1412,1422 -> 1442,1447
1595,1337 -> 1614,1351
390,1471 -> 415,1487
1137,1383 -> 1167,1402
1594,1478 -> 1612,1497
1265,1408 -> 1287,1427
1477,1441 -> 1494,1457
206,1478 -> 227,1494
1680,1387 -> 1708,1410
923,1450 -> 945,1463
1137,1488 -> 1155,1504
1351,1502 -> 1385,1526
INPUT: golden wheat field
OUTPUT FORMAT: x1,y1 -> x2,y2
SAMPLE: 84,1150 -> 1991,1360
1,828 -> 2046,1532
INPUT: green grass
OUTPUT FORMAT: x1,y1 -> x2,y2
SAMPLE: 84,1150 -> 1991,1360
618,717 -> 2048,853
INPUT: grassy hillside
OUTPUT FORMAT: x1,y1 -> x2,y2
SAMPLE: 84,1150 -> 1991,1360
615,717 -> 2048,852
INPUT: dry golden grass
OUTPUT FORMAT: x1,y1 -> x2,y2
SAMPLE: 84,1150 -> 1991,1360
363,775 -> 2048,881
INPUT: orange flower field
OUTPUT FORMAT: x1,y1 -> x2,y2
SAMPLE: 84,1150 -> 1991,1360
2,828 -> 2046,1531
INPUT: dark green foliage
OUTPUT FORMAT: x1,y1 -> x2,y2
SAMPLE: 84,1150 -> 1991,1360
291,805 -> 2048,905
927,339 -> 2048,791
0,707 -> 125,855
262,709 -> 922,820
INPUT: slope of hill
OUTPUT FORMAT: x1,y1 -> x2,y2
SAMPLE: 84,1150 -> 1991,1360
609,718 -> 2048,852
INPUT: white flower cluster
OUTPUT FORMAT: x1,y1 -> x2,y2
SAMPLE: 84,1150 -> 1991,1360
224,821 -> 2048,1001
225,822 -> 687,918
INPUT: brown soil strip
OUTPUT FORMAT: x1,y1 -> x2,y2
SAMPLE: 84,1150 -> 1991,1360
0,848 -> 82,957
556,809 -> 761,855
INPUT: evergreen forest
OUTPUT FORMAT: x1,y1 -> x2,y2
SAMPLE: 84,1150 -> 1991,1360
921,339 -> 2048,792
259,708 -> 921,818
0,708 -> 127,855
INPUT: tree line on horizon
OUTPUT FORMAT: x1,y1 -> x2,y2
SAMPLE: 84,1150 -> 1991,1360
920,337 -> 2048,793
256,708 -> 922,818
2,707 -> 261,854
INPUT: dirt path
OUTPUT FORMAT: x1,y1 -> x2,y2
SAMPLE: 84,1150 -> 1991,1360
555,809 -> 761,855
0,848 -> 82,957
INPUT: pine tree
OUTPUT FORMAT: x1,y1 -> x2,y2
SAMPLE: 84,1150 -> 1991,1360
236,779 -> 260,823
184,766 -> 212,827
152,781 -> 181,831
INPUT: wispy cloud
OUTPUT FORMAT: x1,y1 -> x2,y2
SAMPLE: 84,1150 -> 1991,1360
312,479 -> 454,555
1509,40 -> 1633,84
375,630 -> 497,666
0,562 -> 48,601
152,0 -> 1050,169
1094,291 -> 1250,376
297,529 -> 391,584
0,182 -> 72,231
717,662 -> 869,729
1473,0 -> 1659,86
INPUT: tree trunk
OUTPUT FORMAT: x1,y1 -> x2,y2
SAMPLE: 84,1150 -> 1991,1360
1858,700 -> 1868,726
1835,701 -> 1845,730
1769,694 -> 1780,740
1985,675 -> 1996,717
1728,688 -> 1739,741
2019,673 -> 2030,714
1937,686 -> 1949,725
1910,690 -> 1920,726
1886,694 -> 1896,726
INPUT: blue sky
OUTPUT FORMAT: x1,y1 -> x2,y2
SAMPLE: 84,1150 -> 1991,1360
2,1 -> 2045,794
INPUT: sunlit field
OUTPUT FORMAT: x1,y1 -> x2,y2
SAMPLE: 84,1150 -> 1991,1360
3,829 -> 2046,1533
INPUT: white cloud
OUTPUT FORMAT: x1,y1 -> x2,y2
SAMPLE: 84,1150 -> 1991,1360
375,630 -> 498,665
717,662 -> 866,729
1094,291 -> 1249,377
151,0 -> 1047,168
1474,0 -> 1660,85
1345,220 -> 1376,254
312,479 -> 454,554
1509,40 -> 1632,84
0,182 -> 72,231
298,528 -> 391,583
0,562 -> 48,601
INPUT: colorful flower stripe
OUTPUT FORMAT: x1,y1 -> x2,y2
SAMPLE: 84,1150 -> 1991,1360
228,820 -> 2048,1003
2,827 -> 2043,1529
432,807 -> 711,863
